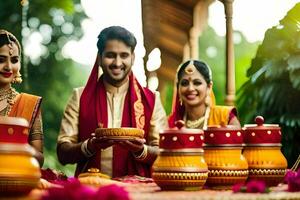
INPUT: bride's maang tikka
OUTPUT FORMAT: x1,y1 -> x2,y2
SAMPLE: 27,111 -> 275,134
184,60 -> 197,75
0,29 -> 21,56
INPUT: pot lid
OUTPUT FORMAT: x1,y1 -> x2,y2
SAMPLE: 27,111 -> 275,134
160,120 -> 204,134
159,121 -> 204,149
78,168 -> 110,179
243,116 -> 281,144
243,116 -> 280,130
0,116 -> 28,127
204,125 -> 243,145
0,116 -> 29,144
206,125 -> 242,131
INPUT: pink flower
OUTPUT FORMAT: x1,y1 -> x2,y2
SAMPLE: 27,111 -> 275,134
42,178 -> 95,200
94,184 -> 130,200
285,169 -> 300,192
42,178 -> 130,200
232,183 -> 245,193
232,180 -> 268,193
246,180 -> 267,193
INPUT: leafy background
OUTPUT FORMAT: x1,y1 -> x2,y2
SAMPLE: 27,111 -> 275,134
237,3 -> 300,167
1,1 -> 299,175
0,0 -> 88,175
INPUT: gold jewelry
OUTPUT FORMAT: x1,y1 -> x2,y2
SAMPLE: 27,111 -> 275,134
0,87 -> 12,101
186,116 -> 205,129
12,71 -> 22,84
205,90 -> 211,107
184,61 -> 196,75
8,43 -> 14,56
0,29 -> 22,55
179,95 -> 183,106
185,106 -> 210,129
0,86 -> 18,116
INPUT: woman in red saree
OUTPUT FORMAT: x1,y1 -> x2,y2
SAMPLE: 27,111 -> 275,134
168,59 -> 240,129
0,29 -> 44,166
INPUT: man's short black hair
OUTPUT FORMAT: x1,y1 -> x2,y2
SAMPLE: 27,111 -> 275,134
97,26 -> 137,55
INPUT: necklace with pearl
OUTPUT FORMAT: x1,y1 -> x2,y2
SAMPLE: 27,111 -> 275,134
0,86 -> 18,116
184,106 -> 210,129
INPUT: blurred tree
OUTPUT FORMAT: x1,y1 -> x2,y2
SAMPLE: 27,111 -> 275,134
0,0 -> 87,175
198,26 -> 259,104
237,3 -> 300,167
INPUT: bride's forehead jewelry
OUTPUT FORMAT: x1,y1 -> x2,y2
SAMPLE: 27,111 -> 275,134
184,60 -> 196,75
0,30 -> 15,56
8,43 -> 14,56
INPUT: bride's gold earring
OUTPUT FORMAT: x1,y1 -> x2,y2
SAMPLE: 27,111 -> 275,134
179,96 -> 183,106
205,90 -> 211,107
12,71 -> 22,84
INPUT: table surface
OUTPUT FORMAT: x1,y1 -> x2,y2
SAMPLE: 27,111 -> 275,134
1,182 -> 300,200
127,183 -> 300,200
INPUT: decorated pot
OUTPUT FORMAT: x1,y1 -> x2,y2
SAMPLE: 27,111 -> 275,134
0,116 -> 41,196
78,168 -> 123,188
204,125 -> 248,189
152,121 -> 208,190
242,116 -> 287,186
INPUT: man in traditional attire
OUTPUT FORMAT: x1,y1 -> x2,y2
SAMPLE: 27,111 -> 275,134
57,26 -> 167,177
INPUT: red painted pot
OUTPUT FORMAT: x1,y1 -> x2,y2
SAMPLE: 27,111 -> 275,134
152,121 -> 208,190
204,125 -> 248,189
243,116 -> 287,186
0,116 -> 41,196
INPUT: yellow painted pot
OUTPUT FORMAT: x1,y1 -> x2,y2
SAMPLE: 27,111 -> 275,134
243,146 -> 287,186
204,126 -> 248,189
152,122 -> 208,190
243,116 -> 287,186
0,117 -> 41,196
152,150 -> 208,191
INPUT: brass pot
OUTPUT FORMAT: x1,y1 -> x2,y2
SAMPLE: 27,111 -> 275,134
0,117 -> 41,196
204,125 -> 248,189
152,121 -> 208,190
243,116 -> 287,186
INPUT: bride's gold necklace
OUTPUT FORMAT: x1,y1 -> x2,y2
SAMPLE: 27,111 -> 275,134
185,106 -> 210,129
0,86 -> 18,116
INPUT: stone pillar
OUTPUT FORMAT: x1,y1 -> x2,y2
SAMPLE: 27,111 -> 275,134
189,0 -> 210,60
189,27 -> 199,59
220,0 -> 235,105
183,43 -> 191,62
141,0 -> 159,87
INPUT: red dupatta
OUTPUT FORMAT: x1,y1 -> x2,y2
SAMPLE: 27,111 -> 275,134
77,56 -> 155,177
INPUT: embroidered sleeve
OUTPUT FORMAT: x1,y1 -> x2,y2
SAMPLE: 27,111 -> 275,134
147,91 -> 168,146
29,111 -> 43,141
57,88 -> 83,144
137,92 -> 168,164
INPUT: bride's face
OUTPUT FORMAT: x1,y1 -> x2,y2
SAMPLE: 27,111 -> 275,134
178,69 -> 211,108
0,42 -> 20,88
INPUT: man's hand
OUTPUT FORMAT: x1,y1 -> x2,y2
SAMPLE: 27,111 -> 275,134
87,134 -> 116,153
118,138 -> 146,153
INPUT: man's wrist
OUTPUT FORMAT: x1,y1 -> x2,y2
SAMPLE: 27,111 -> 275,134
81,139 -> 95,157
133,144 -> 147,161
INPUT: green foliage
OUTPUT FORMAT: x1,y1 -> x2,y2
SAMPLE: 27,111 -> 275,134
0,0 -> 87,175
237,3 -> 300,167
162,82 -> 174,115
44,148 -> 76,177
199,26 -> 259,104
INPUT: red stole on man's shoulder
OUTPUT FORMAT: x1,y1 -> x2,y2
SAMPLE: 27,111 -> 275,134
77,60 -> 155,177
